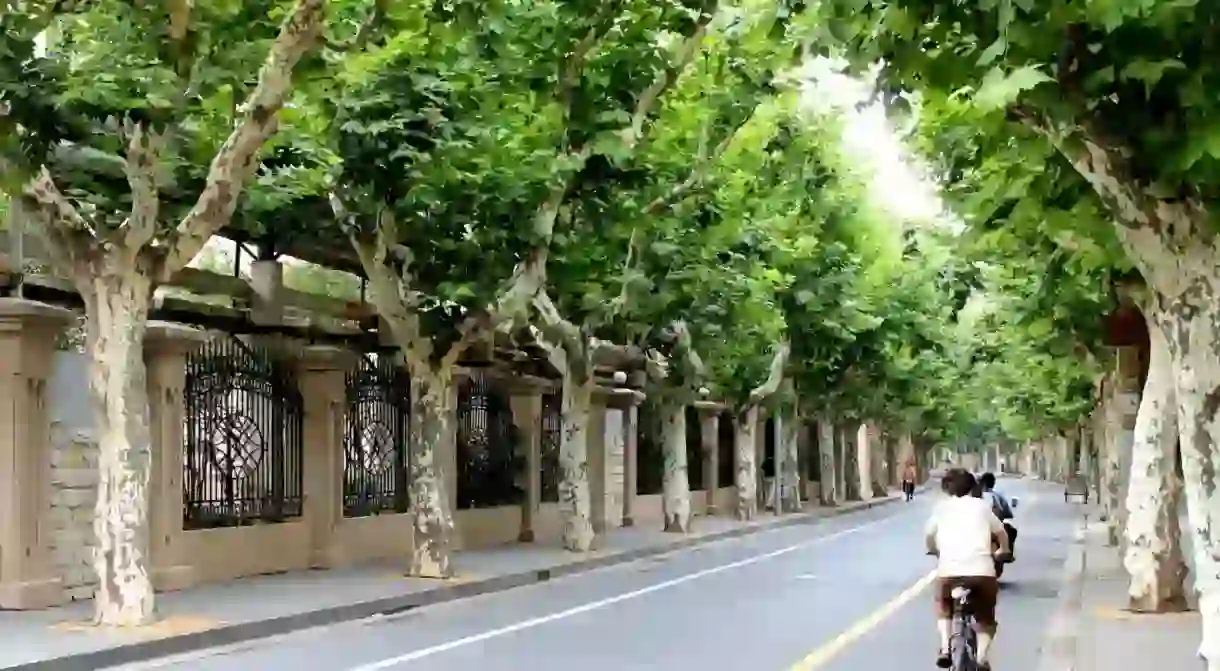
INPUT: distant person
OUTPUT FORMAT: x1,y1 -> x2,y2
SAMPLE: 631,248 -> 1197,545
902,460 -> 917,501
925,468 -> 1009,670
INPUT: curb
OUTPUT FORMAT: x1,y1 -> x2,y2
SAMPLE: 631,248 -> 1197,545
1036,512 -> 1090,671
7,487 -> 927,671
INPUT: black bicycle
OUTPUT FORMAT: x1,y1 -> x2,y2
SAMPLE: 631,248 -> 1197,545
947,585 -> 980,671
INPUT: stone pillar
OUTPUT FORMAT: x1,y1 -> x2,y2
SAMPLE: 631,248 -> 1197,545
443,371 -> 461,517
249,259 -> 285,326
695,402 -> 721,515
622,403 -> 639,527
298,346 -> 353,568
509,379 -> 545,542
146,322 -> 207,591
588,394 -> 609,536
591,387 -> 642,535
0,299 -> 71,608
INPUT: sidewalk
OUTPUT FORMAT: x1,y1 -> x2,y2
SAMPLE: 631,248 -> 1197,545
0,490 -> 920,671
1039,506 -> 1200,671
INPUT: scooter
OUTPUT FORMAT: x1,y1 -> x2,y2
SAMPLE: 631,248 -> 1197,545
994,497 -> 1019,578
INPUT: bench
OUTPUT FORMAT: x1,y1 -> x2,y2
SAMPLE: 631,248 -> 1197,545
1064,475 -> 1089,503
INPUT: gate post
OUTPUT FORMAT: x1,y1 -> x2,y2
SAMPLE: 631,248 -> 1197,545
621,401 -> 640,527
146,322 -> 207,591
695,402 -> 721,515
0,299 -> 71,608
508,377 -> 545,543
299,346 -> 354,568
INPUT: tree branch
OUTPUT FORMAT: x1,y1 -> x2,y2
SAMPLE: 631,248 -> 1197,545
670,319 -> 706,380
642,104 -> 756,216
347,204 -> 434,373
121,119 -> 163,253
159,0 -> 326,279
748,340 -> 790,406
620,3 -> 719,150
20,168 -> 94,276
1008,104 -> 1190,293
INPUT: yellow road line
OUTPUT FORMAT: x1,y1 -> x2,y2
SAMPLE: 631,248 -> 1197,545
788,570 -> 938,670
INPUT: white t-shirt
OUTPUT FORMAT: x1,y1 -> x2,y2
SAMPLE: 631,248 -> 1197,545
924,495 -> 1006,577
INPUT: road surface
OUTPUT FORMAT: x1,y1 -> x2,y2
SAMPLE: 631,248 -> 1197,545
121,479 -> 1078,671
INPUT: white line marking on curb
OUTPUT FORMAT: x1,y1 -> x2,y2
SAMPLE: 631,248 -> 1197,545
344,512 -> 905,670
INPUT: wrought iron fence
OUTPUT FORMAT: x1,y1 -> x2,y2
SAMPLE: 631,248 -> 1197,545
807,422 -> 822,482
636,402 -> 663,495
344,354 -> 411,517
718,410 -> 734,487
540,390 -> 561,503
685,406 -> 704,490
762,417 -> 776,478
456,371 -> 524,509
183,336 -> 304,529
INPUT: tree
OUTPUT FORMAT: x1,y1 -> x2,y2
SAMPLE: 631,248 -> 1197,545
536,0 -> 815,534
817,2 -> 1212,629
0,0 -> 332,625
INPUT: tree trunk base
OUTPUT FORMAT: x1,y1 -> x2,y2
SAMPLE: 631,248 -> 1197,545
664,515 -> 690,533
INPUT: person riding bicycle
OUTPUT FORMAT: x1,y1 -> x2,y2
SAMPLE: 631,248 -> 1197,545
925,469 -> 1011,670
980,472 -> 1017,558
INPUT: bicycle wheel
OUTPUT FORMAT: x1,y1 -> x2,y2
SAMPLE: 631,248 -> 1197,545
950,617 -> 977,670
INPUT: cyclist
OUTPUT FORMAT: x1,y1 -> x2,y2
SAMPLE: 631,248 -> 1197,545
925,468 -> 1010,670
980,472 -> 1017,558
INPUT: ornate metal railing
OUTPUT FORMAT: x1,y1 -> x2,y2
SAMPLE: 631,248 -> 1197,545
343,354 -> 411,518
636,402 -> 663,495
540,390 -> 561,503
456,371 -> 524,509
685,406 -> 704,490
183,336 -> 304,529
718,410 -> 734,487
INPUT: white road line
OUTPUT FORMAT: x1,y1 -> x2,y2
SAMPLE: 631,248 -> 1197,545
344,511 -> 907,670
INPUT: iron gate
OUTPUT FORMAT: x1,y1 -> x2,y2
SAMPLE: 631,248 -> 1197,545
685,406 -> 704,490
636,402 -> 663,495
718,410 -> 734,487
183,336 -> 304,529
344,354 -> 411,517
540,390 -> 561,503
456,371 -> 523,509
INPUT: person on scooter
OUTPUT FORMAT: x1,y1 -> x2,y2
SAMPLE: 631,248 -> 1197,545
980,472 -> 1017,559
925,468 -> 1010,671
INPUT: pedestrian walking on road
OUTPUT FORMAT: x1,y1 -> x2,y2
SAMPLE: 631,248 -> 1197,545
902,461 -> 917,501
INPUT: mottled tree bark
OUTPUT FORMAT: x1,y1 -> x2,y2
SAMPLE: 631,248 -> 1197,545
841,425 -> 862,501
407,372 -> 457,578
83,263 -> 155,625
1123,304 -> 1188,613
817,420 -> 837,505
558,369 -> 595,550
779,411 -> 802,512
661,402 -> 692,532
734,405 -> 760,521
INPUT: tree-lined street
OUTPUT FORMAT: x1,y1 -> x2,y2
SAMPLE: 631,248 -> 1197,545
0,0 -> 1213,667
111,480 -> 1075,671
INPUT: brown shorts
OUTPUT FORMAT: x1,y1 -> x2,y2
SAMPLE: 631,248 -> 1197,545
934,576 -> 999,629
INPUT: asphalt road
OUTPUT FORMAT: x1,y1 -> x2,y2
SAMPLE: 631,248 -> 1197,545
121,479 -> 1078,671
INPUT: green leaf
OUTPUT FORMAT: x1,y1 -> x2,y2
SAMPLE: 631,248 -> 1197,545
974,65 -> 1053,111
